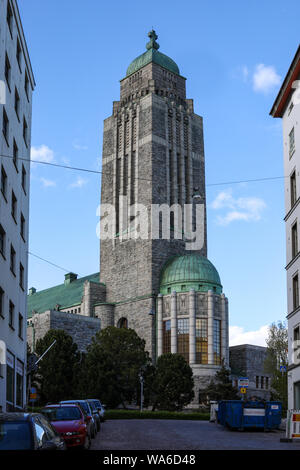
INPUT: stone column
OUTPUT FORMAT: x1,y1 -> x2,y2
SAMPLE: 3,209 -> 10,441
221,294 -> 227,365
225,297 -> 229,366
171,291 -> 177,354
157,294 -> 163,357
207,290 -> 214,365
189,289 -> 196,365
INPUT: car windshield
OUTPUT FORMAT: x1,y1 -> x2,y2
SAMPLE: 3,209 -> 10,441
42,407 -> 81,421
0,421 -> 32,450
93,400 -> 101,407
88,401 -> 96,411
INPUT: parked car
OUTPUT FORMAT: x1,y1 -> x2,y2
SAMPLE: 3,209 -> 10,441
59,400 -> 97,439
41,404 -> 91,449
85,399 -> 101,431
0,412 -> 66,450
89,399 -> 106,422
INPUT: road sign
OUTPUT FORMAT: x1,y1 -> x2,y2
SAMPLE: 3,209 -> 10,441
280,365 -> 287,373
240,387 -> 247,394
30,387 -> 37,401
238,377 -> 249,388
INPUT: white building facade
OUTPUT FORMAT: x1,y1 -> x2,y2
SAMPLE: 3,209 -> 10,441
0,0 -> 35,411
271,45 -> 300,410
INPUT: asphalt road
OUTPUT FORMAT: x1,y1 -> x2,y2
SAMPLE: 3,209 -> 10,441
91,419 -> 300,451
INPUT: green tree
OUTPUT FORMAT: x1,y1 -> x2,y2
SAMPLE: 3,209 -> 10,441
35,329 -> 81,405
264,321 -> 288,411
201,362 -> 239,404
78,327 -> 150,408
151,353 -> 194,411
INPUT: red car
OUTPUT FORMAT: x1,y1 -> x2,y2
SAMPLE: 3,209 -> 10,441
41,404 -> 91,450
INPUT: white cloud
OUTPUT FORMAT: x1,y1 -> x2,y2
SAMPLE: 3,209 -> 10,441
229,325 -> 269,347
69,176 -> 88,188
31,145 -> 55,164
40,177 -> 56,188
72,141 -> 88,151
253,64 -> 281,94
210,189 -> 266,226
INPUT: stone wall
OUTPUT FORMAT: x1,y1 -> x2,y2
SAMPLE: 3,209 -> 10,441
27,310 -> 101,352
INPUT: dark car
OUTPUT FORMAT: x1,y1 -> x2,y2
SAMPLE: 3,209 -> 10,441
59,400 -> 96,438
89,399 -> 105,422
0,412 -> 66,450
41,404 -> 91,450
85,399 -> 101,432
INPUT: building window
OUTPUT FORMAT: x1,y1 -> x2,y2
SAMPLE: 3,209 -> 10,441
117,317 -> 128,328
9,300 -> 14,328
19,263 -> 24,290
196,318 -> 208,364
23,117 -> 28,146
256,376 -> 259,389
0,225 -> 6,258
213,319 -> 221,365
11,191 -> 17,222
289,127 -> 295,157
16,360 -> 24,408
292,222 -> 298,258
18,314 -> 23,339
24,70 -> 29,100
6,1 -> 13,37
13,139 -> 19,171
0,287 -> 4,318
177,318 -> 189,364
16,37 -> 22,70
6,351 -> 15,407
2,108 -> 9,144
261,376 -> 264,389
1,165 -> 7,199
20,213 -> 25,240
293,274 -> 299,310
291,171 -> 297,207
163,320 -> 171,354
21,165 -> 26,193
14,87 -> 20,120
294,326 -> 300,364
265,377 -> 269,390
10,244 -> 16,276
5,54 -> 11,90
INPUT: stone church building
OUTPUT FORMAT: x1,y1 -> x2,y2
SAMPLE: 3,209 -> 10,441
27,31 -> 230,402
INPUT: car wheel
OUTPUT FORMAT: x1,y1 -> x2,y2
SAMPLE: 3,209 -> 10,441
82,434 -> 91,450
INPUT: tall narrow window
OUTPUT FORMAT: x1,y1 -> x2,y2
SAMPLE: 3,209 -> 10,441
5,54 -> 11,90
0,225 -> 5,258
20,213 -> 25,240
256,376 -> 259,389
163,320 -> 171,354
18,314 -> 23,339
0,287 -> 4,318
9,300 -> 14,328
23,117 -> 28,146
289,127 -> 295,157
291,171 -> 297,207
22,165 -> 26,193
2,108 -> 9,144
196,318 -> 208,364
6,1 -> 13,37
11,191 -> 17,222
16,37 -> 22,70
213,319 -> 221,365
13,139 -> 18,171
177,318 -> 189,364
293,274 -> 299,310
292,222 -> 298,258
19,263 -> 24,290
1,166 -> 7,199
10,244 -> 16,276
24,70 -> 29,100
261,376 -> 264,389
14,87 -> 20,120
265,377 -> 269,390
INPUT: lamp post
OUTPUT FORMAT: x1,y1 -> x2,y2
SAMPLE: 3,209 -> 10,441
139,372 -> 144,412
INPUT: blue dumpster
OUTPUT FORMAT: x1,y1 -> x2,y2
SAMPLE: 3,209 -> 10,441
217,400 -> 282,430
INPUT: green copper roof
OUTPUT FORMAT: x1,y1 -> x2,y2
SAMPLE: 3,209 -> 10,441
27,272 -> 102,318
160,254 -> 222,295
126,30 -> 180,77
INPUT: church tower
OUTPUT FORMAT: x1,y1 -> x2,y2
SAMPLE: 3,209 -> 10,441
98,31 -> 229,397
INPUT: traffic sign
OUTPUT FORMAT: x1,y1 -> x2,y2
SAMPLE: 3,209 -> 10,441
240,387 -> 247,394
280,365 -> 287,373
238,377 -> 249,388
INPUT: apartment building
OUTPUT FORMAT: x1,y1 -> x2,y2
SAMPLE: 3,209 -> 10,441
270,45 -> 300,410
0,0 -> 35,411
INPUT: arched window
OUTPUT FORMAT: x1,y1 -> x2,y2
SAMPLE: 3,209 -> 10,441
117,317 -> 128,329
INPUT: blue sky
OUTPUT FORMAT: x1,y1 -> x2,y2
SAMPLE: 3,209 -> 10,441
18,0 -> 300,345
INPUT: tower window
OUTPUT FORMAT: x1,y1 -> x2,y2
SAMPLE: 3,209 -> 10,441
213,319 -> 221,365
117,317 -> 128,329
196,318 -> 208,364
177,318 -> 189,363
163,320 -> 171,354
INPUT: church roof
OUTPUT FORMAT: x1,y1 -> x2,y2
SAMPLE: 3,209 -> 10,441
126,30 -> 180,77
160,254 -> 222,295
27,272 -> 102,318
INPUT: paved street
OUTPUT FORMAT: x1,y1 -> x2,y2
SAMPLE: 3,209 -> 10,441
91,419 -> 300,451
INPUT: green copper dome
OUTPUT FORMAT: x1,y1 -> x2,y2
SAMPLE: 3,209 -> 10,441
160,254 -> 222,295
126,30 -> 180,77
